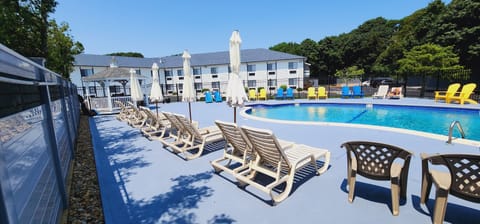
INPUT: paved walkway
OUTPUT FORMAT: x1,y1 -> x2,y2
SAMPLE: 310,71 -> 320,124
90,98 -> 480,223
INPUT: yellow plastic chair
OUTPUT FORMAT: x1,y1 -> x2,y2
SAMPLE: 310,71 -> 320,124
248,89 -> 257,100
434,83 -> 460,102
257,88 -> 267,100
307,87 -> 316,100
317,87 -> 327,99
446,83 -> 477,105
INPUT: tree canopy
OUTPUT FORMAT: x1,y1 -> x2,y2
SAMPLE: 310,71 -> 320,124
270,0 -> 477,83
106,52 -> 144,58
0,0 -> 83,79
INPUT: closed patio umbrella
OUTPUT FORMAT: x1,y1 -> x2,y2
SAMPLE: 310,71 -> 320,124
226,30 -> 248,123
130,68 -> 144,107
182,50 -> 196,122
149,62 -> 164,117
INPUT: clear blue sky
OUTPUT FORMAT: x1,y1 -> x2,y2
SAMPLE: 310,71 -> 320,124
52,0 -> 449,58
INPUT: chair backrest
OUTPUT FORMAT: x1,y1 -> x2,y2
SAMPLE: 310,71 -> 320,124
259,89 -> 267,97
317,87 -> 326,97
446,83 -> 461,96
286,88 -> 294,97
342,86 -> 350,95
215,120 -> 252,156
426,154 -> 480,202
140,106 -> 162,127
205,91 -> 213,103
276,88 -> 284,97
240,125 -> 291,172
214,91 -> 222,102
353,86 -> 362,94
248,89 -> 256,98
307,87 -> 315,97
459,83 -> 476,98
341,141 -> 412,180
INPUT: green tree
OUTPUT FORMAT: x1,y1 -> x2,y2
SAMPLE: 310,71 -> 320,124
433,0 -> 480,78
46,20 -> 84,79
106,52 -> 144,58
334,65 -> 365,85
269,42 -> 302,55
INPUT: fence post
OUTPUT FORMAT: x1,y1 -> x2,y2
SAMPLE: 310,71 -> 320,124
39,74 -> 68,208
59,81 -> 75,160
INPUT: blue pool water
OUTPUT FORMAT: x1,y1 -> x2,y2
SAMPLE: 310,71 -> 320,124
246,103 -> 480,141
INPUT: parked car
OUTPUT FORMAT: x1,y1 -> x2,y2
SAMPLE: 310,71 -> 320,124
371,77 -> 394,88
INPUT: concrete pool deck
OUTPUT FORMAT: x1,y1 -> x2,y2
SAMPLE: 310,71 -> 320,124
90,97 -> 480,223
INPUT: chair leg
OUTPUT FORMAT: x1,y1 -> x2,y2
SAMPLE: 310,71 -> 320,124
433,189 -> 449,224
348,170 -> 357,203
391,177 -> 400,216
420,174 -> 432,204
271,174 -> 294,204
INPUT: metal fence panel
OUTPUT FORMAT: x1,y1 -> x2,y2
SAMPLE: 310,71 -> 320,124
0,44 -> 79,224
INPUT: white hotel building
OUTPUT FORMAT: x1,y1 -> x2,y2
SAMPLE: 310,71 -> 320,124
71,48 -> 308,105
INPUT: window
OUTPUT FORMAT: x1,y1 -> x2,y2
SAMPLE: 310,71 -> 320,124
135,69 -> 141,75
289,78 -> 298,86
268,71 -> 276,75
249,73 -> 255,76
288,62 -> 298,70
212,81 -> 220,89
212,74 -> 218,78
248,80 -> 256,87
195,75 -> 201,79
165,70 -> 172,77
178,83 -> 183,91
289,70 -> 297,74
194,83 -> 202,90
80,68 -> 94,77
179,77 -> 184,80
193,68 -> 201,75
177,69 -> 183,76
211,67 -> 217,74
166,84 -> 174,91
247,64 -> 256,72
166,77 -> 172,81
267,79 -> 277,86
267,63 -> 276,71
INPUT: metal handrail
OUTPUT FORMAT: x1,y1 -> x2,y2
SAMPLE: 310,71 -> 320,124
447,120 -> 466,144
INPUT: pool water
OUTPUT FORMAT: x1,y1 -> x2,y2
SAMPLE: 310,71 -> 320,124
246,103 -> 480,141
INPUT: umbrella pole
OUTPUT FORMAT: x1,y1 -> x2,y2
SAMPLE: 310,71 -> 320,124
234,107 -> 236,123
155,102 -> 159,117
188,102 -> 192,123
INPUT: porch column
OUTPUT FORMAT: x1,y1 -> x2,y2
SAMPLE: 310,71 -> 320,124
105,80 -> 112,112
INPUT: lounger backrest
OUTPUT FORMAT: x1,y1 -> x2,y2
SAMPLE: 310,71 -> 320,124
215,120 -> 252,157
308,87 -> 315,96
427,154 -> 480,202
174,114 -> 202,139
341,141 -> 412,181
240,126 -> 291,172
162,112 -> 183,132
378,85 -> 389,95
317,87 -> 326,96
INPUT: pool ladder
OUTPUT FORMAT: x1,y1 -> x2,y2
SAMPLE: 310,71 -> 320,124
446,120 -> 465,144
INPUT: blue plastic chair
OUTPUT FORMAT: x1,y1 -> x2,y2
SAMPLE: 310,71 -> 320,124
286,88 -> 294,100
341,86 -> 351,98
205,91 -> 213,103
214,91 -> 222,102
275,88 -> 285,100
352,85 -> 364,98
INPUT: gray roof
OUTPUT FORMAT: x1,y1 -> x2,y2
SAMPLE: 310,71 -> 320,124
74,48 -> 305,68
82,67 -> 147,82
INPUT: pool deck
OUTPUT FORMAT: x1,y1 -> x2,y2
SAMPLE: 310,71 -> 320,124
90,97 -> 480,223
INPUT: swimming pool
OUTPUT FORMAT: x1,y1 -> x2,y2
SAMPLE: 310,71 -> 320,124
245,103 -> 480,141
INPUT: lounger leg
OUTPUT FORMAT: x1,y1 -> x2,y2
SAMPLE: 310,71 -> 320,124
271,174 -> 294,204
317,151 -> 331,175
391,177 -> 400,216
420,166 -> 432,204
431,188 -> 448,224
